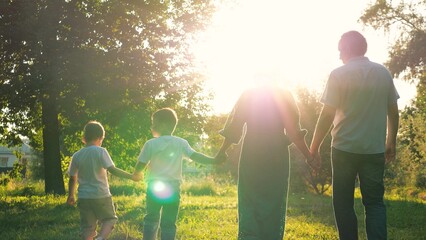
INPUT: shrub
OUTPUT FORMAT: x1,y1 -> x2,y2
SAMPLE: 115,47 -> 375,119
415,170 -> 426,189
183,180 -> 218,196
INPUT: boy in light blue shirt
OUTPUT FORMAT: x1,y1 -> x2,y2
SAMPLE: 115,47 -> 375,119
132,108 -> 222,240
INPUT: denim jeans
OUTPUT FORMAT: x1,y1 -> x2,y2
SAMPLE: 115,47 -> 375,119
143,180 -> 180,240
332,147 -> 387,240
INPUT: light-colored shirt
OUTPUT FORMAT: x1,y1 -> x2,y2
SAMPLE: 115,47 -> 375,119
321,56 -> 399,154
137,135 -> 195,182
68,145 -> 114,199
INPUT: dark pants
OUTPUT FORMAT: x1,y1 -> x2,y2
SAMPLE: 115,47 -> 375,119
143,181 -> 180,240
237,142 -> 290,240
332,147 -> 387,240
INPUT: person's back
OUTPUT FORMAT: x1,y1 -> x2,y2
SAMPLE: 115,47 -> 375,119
67,121 -> 133,240
311,30 -> 400,240
325,56 -> 397,153
217,84 -> 312,239
72,145 -> 113,199
131,108 -> 219,240
244,88 -> 285,135
139,135 -> 193,182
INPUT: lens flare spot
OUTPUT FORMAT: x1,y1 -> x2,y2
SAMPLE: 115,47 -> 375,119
150,180 -> 174,202
153,181 -> 166,192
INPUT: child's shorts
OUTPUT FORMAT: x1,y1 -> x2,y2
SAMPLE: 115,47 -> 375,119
78,197 -> 118,238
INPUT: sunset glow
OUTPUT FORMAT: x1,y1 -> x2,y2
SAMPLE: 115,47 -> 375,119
193,0 -> 416,114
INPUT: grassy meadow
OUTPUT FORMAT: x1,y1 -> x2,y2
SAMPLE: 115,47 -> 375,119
0,175 -> 425,240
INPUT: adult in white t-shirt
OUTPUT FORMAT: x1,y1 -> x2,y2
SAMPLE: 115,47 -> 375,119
310,31 -> 399,240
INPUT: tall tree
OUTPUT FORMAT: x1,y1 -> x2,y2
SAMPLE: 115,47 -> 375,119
360,0 -> 425,85
0,0 -> 215,194
360,0 -> 426,188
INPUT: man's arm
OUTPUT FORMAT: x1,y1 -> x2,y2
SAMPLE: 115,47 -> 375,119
310,104 -> 336,167
108,166 -> 133,180
190,152 -> 221,165
67,175 -> 77,206
385,102 -> 399,164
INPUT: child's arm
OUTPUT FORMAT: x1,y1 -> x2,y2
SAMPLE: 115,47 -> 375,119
67,176 -> 77,206
107,166 -> 133,180
190,152 -> 222,165
132,161 -> 146,181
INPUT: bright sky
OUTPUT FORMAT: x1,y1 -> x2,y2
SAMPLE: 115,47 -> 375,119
192,0 -> 417,114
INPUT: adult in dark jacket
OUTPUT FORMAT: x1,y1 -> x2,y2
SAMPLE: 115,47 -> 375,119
216,84 -> 312,240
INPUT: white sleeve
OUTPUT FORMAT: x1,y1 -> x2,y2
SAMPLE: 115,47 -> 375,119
182,139 -> 196,158
68,155 -> 78,176
137,142 -> 151,164
101,148 -> 115,169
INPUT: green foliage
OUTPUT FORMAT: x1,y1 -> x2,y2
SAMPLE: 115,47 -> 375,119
27,151 -> 45,180
0,0 -> 217,193
199,114 -> 228,156
294,88 -> 332,195
359,0 -> 426,190
0,162 -> 26,187
7,162 -> 25,181
359,0 -> 425,81
183,180 -> 218,196
181,175 -> 236,197
386,106 -> 426,188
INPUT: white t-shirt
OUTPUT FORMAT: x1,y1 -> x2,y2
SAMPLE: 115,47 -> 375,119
68,145 -> 115,199
137,135 -> 195,182
321,56 -> 399,154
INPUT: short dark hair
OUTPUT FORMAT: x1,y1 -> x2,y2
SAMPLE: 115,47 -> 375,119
338,31 -> 368,56
83,121 -> 105,143
152,108 -> 178,135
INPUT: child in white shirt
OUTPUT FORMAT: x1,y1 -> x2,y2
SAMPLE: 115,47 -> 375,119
132,108 -> 222,240
67,121 -> 133,240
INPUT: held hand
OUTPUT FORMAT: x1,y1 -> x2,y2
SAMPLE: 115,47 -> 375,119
214,152 -> 228,164
132,172 -> 143,182
307,150 -> 321,173
385,143 -> 396,164
66,196 -> 76,206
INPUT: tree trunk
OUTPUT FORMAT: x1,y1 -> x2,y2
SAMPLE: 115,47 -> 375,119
42,96 -> 65,195
40,1 -> 65,195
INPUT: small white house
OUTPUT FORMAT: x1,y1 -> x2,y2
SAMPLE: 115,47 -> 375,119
0,142 -> 33,174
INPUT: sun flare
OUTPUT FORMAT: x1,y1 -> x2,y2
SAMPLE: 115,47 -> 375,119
192,0 -> 415,114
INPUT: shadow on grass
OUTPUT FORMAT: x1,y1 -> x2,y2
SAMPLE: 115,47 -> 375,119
0,191 -> 424,240
286,191 -> 426,240
0,196 -> 79,240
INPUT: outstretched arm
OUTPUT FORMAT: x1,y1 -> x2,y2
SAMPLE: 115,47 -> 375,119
190,152 -> 222,165
310,104 -> 335,168
108,166 -> 133,180
386,102 -> 399,164
132,161 -> 146,181
281,91 -> 312,162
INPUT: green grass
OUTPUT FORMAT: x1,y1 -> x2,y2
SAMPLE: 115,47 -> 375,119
0,177 -> 425,240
